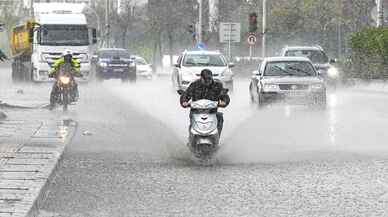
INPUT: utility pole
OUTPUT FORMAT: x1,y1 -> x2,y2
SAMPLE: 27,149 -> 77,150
198,0 -> 203,43
262,0 -> 267,58
105,0 -> 110,47
30,0 -> 34,17
377,0 -> 384,27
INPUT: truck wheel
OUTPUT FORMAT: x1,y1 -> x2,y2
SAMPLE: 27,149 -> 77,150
12,62 -> 21,83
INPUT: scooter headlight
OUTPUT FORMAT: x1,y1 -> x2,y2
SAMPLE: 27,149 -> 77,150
59,76 -> 70,85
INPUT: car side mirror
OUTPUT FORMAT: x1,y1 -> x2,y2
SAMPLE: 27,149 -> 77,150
252,70 -> 261,77
329,59 -> 336,64
228,62 -> 235,68
177,89 -> 185,95
174,63 -> 180,68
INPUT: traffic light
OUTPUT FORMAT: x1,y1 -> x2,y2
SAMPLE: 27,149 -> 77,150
188,24 -> 195,34
249,12 -> 258,33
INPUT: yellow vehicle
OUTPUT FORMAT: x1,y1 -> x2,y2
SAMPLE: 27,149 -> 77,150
9,3 -> 98,82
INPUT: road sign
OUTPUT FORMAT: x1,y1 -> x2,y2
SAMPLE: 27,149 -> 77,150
219,22 -> 241,43
247,34 -> 257,45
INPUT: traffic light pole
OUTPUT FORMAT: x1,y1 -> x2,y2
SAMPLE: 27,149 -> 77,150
262,0 -> 267,58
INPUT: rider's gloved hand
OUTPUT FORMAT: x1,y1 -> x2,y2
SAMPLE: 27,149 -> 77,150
182,101 -> 190,108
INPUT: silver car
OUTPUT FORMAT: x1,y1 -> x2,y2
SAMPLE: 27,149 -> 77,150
172,50 -> 234,91
249,57 -> 326,108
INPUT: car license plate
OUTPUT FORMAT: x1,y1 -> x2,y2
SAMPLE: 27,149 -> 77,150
114,68 -> 124,72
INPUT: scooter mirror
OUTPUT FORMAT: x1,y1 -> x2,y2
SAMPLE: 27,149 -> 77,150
177,90 -> 185,95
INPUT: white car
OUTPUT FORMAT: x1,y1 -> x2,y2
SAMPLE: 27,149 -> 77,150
172,50 -> 234,91
249,57 -> 326,108
281,46 -> 339,87
134,56 -> 153,79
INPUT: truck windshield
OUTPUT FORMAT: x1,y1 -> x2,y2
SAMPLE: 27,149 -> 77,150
40,25 -> 89,46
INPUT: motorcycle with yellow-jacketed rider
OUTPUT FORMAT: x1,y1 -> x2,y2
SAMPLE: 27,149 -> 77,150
48,50 -> 82,111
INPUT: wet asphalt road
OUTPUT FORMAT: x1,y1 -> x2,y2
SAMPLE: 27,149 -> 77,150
3,64 -> 388,216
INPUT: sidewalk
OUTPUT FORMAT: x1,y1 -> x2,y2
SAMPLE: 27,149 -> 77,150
0,115 -> 77,217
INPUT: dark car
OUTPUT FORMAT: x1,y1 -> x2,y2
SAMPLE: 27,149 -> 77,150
92,48 -> 136,82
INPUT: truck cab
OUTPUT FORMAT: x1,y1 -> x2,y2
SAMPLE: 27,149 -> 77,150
10,3 -> 97,82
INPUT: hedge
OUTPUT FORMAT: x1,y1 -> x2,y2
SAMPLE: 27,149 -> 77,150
348,27 -> 388,79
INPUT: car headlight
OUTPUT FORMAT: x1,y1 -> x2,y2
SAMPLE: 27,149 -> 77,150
99,62 -> 108,67
78,54 -> 89,62
221,68 -> 233,77
263,84 -> 279,91
327,67 -> 339,78
311,83 -> 324,89
40,53 -> 49,62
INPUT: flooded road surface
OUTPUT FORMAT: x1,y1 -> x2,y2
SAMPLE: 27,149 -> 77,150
2,66 -> 388,216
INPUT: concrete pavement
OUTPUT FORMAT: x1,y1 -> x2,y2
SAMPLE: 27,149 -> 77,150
0,116 -> 77,217
0,69 -> 77,217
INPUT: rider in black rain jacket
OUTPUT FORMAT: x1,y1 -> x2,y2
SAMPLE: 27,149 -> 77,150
180,69 -> 230,135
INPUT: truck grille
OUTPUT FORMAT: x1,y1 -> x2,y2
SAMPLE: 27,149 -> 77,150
279,84 -> 309,90
43,52 -> 88,63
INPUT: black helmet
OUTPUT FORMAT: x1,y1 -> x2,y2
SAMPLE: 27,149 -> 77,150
200,69 -> 213,86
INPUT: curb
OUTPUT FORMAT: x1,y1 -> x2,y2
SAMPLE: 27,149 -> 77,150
0,102 -> 47,110
0,110 -> 6,120
25,119 -> 78,217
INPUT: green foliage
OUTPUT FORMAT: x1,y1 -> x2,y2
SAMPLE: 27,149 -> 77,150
349,28 -> 388,79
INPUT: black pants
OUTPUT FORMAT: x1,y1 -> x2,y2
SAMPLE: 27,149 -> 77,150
50,82 -> 79,105
190,111 -> 224,135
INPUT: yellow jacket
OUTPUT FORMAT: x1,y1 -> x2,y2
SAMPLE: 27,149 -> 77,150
49,57 -> 81,76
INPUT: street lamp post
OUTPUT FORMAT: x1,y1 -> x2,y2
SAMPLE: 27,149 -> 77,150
105,0 -> 110,47
377,0 -> 384,27
198,0 -> 203,43
262,0 -> 267,58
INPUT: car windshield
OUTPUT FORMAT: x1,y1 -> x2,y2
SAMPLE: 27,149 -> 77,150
182,54 -> 226,67
99,50 -> 131,59
39,25 -> 89,46
285,50 -> 329,64
265,61 -> 316,77
136,58 -> 147,65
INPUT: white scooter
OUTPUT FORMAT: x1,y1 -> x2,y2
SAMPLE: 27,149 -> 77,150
178,90 -> 221,162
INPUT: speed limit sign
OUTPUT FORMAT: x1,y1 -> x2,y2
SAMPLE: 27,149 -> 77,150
247,34 -> 257,45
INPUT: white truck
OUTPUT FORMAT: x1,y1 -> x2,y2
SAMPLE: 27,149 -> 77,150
10,3 -> 97,82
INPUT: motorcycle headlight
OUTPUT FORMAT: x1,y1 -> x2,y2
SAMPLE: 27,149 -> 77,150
59,76 -> 70,85
263,84 -> 279,91
311,83 -> 324,89
99,62 -> 108,67
327,67 -> 339,78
